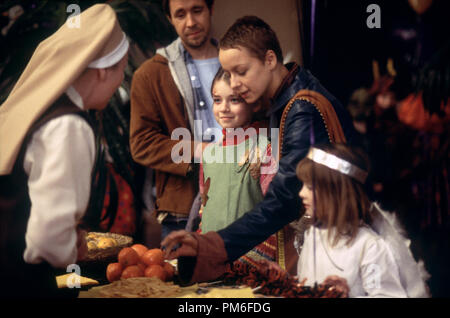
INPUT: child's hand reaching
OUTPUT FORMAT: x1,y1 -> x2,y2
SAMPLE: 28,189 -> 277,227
322,275 -> 350,298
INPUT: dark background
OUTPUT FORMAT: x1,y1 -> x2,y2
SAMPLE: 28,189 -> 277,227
301,0 -> 450,107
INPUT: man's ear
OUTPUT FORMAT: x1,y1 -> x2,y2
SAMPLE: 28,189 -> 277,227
265,50 -> 278,70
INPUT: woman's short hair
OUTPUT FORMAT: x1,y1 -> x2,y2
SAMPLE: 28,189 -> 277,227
219,15 -> 283,64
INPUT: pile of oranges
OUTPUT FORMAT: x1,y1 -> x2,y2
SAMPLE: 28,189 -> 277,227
106,244 -> 175,283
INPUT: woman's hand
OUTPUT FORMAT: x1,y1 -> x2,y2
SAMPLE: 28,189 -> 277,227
161,230 -> 198,260
322,275 -> 350,298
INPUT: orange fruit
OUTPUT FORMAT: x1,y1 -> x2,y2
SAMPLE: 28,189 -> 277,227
163,262 -> 175,281
131,244 -> 148,258
118,247 -> 140,268
137,262 -> 147,272
121,265 -> 144,279
144,264 -> 166,281
141,248 -> 164,267
106,262 -> 123,282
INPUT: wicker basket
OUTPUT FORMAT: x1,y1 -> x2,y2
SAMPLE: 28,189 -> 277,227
83,232 -> 133,263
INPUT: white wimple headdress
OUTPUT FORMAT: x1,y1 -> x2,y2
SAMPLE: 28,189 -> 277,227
306,147 -> 368,183
0,4 -> 129,175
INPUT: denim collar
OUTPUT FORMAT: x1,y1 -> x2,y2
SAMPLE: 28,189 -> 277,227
179,38 -> 219,62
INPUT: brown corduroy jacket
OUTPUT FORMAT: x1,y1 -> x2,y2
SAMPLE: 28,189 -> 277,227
130,54 -> 197,216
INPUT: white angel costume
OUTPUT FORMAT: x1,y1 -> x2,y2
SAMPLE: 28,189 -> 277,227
295,148 -> 430,298
296,204 -> 430,298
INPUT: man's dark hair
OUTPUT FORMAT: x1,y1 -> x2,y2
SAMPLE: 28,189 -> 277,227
162,0 -> 214,17
220,16 -> 283,63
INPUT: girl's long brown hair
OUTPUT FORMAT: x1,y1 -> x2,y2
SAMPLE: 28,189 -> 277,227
296,144 -> 372,247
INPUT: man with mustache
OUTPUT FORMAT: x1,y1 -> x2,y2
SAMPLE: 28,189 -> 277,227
130,0 -> 220,241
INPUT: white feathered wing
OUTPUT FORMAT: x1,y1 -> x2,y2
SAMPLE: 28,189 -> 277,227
370,202 -> 431,298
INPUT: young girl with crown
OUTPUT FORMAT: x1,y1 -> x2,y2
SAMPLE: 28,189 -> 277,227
295,143 -> 430,297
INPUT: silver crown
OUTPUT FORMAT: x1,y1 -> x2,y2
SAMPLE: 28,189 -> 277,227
306,148 -> 368,183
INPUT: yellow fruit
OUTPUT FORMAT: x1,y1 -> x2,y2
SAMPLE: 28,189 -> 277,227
87,241 -> 97,250
86,233 -> 98,241
97,237 -> 118,249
